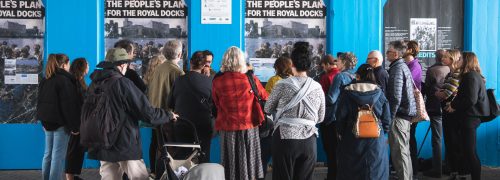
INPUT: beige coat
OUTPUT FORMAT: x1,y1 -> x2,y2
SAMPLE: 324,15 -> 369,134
147,61 -> 184,110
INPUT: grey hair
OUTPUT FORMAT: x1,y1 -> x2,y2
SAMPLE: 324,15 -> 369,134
220,46 -> 248,73
369,50 -> 384,64
389,40 -> 408,58
162,40 -> 183,60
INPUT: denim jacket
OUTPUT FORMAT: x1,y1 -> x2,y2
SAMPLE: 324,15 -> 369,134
324,69 -> 355,124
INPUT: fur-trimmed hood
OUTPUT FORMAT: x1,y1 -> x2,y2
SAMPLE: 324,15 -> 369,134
344,82 -> 383,106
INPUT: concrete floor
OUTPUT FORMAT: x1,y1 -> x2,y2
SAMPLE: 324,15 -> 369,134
1,166 -> 499,180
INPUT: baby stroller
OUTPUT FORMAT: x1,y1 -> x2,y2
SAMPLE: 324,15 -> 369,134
156,118 -> 224,180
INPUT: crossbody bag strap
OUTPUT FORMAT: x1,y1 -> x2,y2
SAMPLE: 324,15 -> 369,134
183,74 -> 211,108
246,73 -> 265,108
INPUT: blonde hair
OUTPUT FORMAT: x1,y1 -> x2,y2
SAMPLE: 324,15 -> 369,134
143,55 -> 166,85
448,49 -> 462,72
220,46 -> 247,73
45,54 -> 69,79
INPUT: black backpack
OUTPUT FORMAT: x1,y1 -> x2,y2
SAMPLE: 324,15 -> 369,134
80,76 -> 123,149
481,89 -> 500,123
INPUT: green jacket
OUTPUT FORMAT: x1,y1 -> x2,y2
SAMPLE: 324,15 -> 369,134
147,61 -> 184,110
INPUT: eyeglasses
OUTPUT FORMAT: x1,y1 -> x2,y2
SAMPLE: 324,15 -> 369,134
386,51 -> 396,55
367,57 -> 377,61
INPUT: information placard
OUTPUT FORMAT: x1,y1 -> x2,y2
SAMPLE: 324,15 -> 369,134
201,0 -> 232,24
245,0 -> 327,82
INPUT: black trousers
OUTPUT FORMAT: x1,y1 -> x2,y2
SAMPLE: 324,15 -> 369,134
442,112 -> 462,174
198,136 -> 212,163
149,129 -> 158,175
410,122 -> 419,174
272,128 -> 317,180
459,117 -> 481,180
65,134 -> 85,174
259,134 -> 273,180
320,123 -> 338,180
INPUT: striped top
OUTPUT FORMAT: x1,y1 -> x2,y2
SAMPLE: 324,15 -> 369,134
441,71 -> 461,100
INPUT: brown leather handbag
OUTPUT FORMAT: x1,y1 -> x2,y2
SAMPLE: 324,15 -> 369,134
353,104 -> 381,138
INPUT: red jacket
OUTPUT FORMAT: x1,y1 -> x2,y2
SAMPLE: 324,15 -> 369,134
212,72 -> 268,131
320,68 -> 340,93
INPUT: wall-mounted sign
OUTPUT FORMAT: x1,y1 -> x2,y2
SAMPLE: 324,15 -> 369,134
384,0 -> 464,76
245,0 -> 327,82
105,0 -> 188,73
0,0 -> 45,123
201,0 -> 232,24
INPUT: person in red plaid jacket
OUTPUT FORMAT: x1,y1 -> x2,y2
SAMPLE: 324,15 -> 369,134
212,46 -> 268,180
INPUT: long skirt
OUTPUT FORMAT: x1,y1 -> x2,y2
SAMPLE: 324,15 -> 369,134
220,127 -> 264,180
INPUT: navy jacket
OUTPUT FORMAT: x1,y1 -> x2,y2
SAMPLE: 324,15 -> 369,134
336,82 -> 391,180
387,59 -> 416,120
373,66 -> 389,93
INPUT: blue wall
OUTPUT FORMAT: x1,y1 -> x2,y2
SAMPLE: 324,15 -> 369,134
464,0 -> 500,166
0,0 -> 499,169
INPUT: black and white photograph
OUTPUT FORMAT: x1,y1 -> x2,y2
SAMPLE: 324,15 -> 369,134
3,69 -> 15,76
104,18 -> 188,75
245,0 -> 327,81
0,19 -> 44,38
16,59 -> 38,74
245,18 -> 326,81
3,59 -> 15,69
410,18 -> 437,51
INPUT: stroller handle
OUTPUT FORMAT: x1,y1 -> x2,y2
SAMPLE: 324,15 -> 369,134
163,143 -> 201,149
172,117 -> 202,144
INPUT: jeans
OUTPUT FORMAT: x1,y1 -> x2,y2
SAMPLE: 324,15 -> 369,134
42,127 -> 70,180
389,117 -> 413,180
429,114 -> 443,174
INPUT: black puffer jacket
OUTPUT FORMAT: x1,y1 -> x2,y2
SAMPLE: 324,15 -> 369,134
37,68 -> 81,132
86,69 -> 172,162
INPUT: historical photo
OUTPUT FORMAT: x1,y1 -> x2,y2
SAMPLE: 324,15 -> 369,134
0,19 -> 44,38
245,18 -> 326,81
105,18 -> 188,75
410,18 -> 437,51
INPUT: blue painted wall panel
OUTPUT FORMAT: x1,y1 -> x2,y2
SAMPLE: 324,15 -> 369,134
187,0 -> 244,72
466,0 -> 500,166
0,0 -> 500,169
331,0 -> 386,68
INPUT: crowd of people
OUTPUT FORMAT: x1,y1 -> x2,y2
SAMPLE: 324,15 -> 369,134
36,38 -> 490,180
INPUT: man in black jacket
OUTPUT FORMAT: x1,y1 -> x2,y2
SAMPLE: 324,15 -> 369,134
367,50 -> 389,93
423,49 -> 450,178
86,48 -> 178,180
